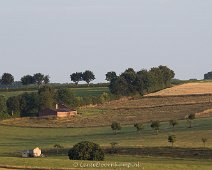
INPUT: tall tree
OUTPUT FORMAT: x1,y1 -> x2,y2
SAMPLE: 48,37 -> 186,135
109,76 -> 128,95
0,95 -> 7,114
105,71 -> 117,82
33,73 -> 45,87
70,72 -> 83,85
159,65 -> 175,86
1,73 -> 14,86
21,75 -> 35,85
6,96 -> 20,116
38,86 -> 55,110
43,75 -> 50,84
19,92 -> 39,117
82,70 -> 95,85
55,88 -> 76,108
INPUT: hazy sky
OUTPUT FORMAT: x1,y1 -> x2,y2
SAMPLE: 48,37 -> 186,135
0,0 -> 211,83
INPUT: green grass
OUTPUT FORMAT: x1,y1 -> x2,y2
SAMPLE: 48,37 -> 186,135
70,87 -> 109,97
0,91 -> 36,99
0,155 -> 211,170
0,118 -> 211,169
0,87 -> 109,99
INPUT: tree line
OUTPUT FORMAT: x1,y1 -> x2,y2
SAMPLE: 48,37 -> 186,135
0,86 -> 114,118
0,70 -> 96,88
107,65 -> 175,95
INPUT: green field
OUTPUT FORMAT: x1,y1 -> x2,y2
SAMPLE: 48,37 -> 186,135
0,87 -> 108,99
0,118 -> 211,169
70,87 -> 109,97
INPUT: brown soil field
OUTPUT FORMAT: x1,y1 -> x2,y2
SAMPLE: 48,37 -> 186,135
147,82 -> 212,96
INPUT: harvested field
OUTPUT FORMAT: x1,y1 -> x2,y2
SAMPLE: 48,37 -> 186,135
147,82 -> 212,96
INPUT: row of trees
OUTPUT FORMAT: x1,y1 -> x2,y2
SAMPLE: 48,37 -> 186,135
0,73 -> 50,87
0,86 -> 113,118
0,86 -> 65,117
0,70 -> 96,88
111,114 -> 196,135
21,73 -> 50,86
107,65 -> 175,96
70,70 -> 95,85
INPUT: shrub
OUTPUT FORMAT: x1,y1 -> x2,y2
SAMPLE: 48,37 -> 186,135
68,141 -> 104,161
111,122 -> 121,135
150,121 -> 160,134
134,123 -> 144,133
168,135 -> 176,147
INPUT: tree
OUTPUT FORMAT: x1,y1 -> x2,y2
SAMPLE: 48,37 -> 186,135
68,141 -> 104,160
6,96 -> 20,116
111,121 -> 121,135
82,70 -> 95,85
0,95 -> 7,114
1,73 -> 14,86
54,144 -> 63,155
134,123 -> 144,133
55,88 -> 76,108
21,75 -> 35,85
43,75 -> 50,84
70,72 -> 83,85
151,121 -> 160,134
33,73 -> 45,87
120,68 -> 137,94
201,137 -> 208,148
169,119 -> 178,129
110,142 -> 118,154
168,135 -> 176,147
105,71 -> 117,82
38,86 -> 55,110
204,71 -> 212,80
109,76 -> 128,95
19,92 -> 39,117
158,65 -> 175,86
187,113 -> 195,128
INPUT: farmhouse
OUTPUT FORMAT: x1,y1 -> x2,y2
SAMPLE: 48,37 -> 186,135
39,104 -> 77,118
22,147 -> 41,157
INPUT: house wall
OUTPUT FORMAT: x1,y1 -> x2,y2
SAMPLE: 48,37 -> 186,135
57,111 -> 77,118
39,109 -> 57,117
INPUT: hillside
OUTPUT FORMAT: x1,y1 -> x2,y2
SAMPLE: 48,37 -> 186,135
147,82 -> 212,96
1,82 -> 212,128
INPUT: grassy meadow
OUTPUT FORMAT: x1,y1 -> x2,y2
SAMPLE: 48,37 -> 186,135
0,118 -> 212,169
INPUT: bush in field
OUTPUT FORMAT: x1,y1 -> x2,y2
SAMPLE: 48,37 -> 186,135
68,141 -> 104,160
169,119 -> 178,129
110,142 -> 118,154
168,135 -> 176,147
150,121 -> 160,134
54,144 -> 64,155
134,123 -> 144,133
201,137 -> 208,148
111,122 -> 121,135
187,113 -> 195,128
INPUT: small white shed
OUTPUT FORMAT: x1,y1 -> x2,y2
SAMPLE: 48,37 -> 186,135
22,147 -> 41,157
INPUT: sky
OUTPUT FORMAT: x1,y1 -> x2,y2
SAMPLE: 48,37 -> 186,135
0,0 -> 211,83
